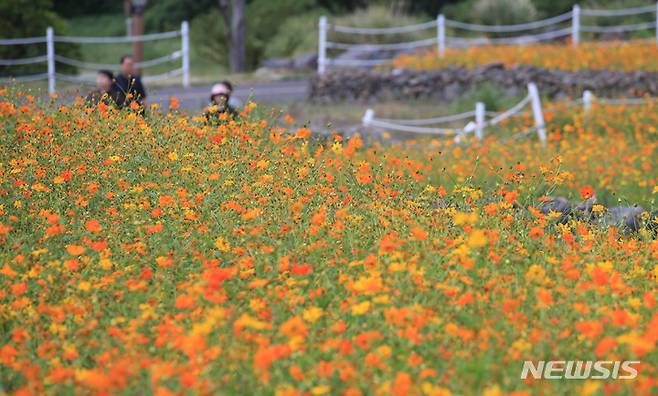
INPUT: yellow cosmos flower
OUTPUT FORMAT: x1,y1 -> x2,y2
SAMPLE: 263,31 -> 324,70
467,229 -> 487,248
214,237 -> 231,251
302,306 -> 323,323
351,301 -> 371,315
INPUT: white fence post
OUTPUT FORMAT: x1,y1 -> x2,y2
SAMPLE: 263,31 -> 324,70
318,16 -> 328,75
437,14 -> 446,57
528,83 -> 547,146
475,102 -> 485,140
583,90 -> 593,115
181,21 -> 190,88
46,27 -> 55,95
362,109 -> 374,127
572,5 -> 580,46
126,17 -> 133,37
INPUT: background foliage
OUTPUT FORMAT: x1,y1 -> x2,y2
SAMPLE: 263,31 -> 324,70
2,0 -> 654,75
0,0 -> 78,76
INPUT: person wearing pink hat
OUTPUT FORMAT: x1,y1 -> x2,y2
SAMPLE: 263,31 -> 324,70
205,80 -> 238,123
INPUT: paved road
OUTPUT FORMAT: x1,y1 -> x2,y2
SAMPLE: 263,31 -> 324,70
149,80 -> 309,110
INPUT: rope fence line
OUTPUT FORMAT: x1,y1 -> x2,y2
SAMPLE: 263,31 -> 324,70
448,28 -> 572,47
361,85 -> 658,147
444,11 -> 573,33
54,72 -> 96,85
581,4 -> 657,17
486,96 -> 532,126
326,37 -> 437,51
328,58 -> 391,67
0,36 -> 47,45
319,3 -> 658,73
53,30 -> 180,44
0,55 -> 48,66
143,67 -> 184,83
54,51 -> 181,70
376,109 -> 476,126
580,21 -> 657,33
582,92 -> 658,108
0,22 -> 190,94
0,73 -> 50,83
362,83 -> 547,145
365,118 -> 458,135
331,20 -> 437,35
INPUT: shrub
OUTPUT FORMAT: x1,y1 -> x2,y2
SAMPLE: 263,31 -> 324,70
145,0 -> 215,31
330,5 -> 433,44
191,0 -> 318,70
444,0 -> 537,26
456,82 -> 519,112
472,0 -> 538,26
263,10 -> 326,59
0,0 -> 79,77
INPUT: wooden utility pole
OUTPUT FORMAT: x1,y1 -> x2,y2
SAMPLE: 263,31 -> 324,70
123,0 -> 132,36
131,0 -> 148,73
218,0 -> 247,73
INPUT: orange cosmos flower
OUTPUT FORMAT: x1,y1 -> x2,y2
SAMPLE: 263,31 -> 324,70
528,227 -> 544,239
291,263 -> 312,276
11,282 -> 27,296
156,256 -> 174,268
85,219 -> 102,233
146,223 -> 163,234
595,336 -> 617,356
66,244 -> 86,255
280,316 -> 308,339
580,185 -> 595,200
392,371 -> 412,396
410,226 -> 429,241
169,96 -> 179,110
175,294 -> 195,310
575,320 -> 604,340
296,128 -> 311,139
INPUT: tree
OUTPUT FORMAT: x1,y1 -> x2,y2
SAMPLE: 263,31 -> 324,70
218,0 -> 246,73
0,0 -> 78,77
53,0 -> 121,17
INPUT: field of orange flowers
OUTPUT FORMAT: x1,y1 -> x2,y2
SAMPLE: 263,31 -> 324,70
393,42 -> 658,72
0,89 -> 657,395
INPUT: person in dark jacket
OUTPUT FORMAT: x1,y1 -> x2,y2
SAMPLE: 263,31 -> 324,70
204,81 -> 238,123
114,55 -> 147,109
86,70 -> 117,106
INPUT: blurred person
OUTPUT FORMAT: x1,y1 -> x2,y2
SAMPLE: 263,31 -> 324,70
86,70 -> 117,105
205,81 -> 238,122
114,55 -> 147,109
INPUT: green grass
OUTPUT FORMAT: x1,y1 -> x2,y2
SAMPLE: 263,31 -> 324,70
63,14 -> 220,85
279,83 -> 525,132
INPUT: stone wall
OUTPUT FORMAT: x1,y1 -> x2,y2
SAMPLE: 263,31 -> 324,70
309,64 -> 658,102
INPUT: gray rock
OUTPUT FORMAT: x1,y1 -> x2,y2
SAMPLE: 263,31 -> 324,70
293,52 -> 317,70
262,58 -> 294,69
309,65 -> 658,103
600,206 -> 647,232
541,196 -> 572,223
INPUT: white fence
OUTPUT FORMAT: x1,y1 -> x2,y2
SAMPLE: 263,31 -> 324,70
362,85 -> 657,146
318,3 -> 658,73
0,22 -> 190,94
362,82 -> 547,146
